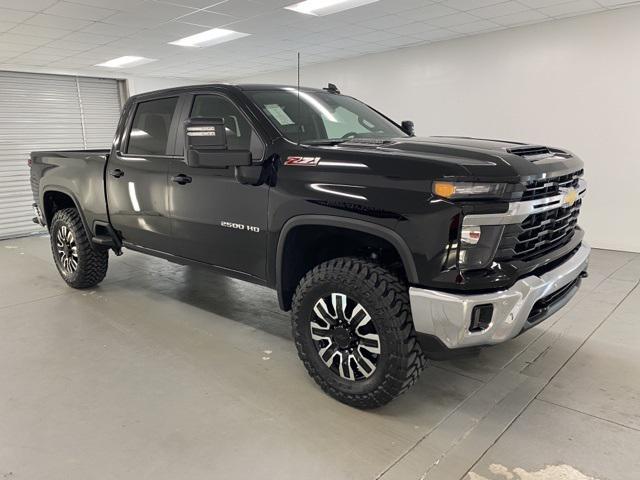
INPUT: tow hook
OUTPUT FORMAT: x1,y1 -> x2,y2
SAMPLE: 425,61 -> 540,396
580,270 -> 589,278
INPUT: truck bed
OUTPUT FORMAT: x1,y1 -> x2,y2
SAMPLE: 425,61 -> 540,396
30,149 -> 111,231
30,149 -> 109,159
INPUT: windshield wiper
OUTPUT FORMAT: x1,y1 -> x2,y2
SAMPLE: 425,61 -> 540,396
340,138 -> 396,145
305,137 -> 397,146
304,139 -> 351,146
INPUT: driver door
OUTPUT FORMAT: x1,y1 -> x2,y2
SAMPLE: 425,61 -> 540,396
168,93 -> 269,280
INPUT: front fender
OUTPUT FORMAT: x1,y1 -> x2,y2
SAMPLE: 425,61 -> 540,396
274,214 -> 419,310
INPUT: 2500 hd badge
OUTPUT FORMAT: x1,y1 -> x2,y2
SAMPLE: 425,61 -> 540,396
221,221 -> 260,233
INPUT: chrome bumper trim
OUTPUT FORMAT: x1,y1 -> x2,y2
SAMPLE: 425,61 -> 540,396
463,178 -> 586,226
409,243 -> 590,349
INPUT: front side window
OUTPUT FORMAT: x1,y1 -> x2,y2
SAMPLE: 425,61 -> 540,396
127,97 -> 178,155
191,95 -> 264,160
247,89 -> 407,144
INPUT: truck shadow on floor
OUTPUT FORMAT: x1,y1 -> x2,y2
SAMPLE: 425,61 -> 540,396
122,261 -> 551,379
152,264 -> 294,341
118,258 -> 565,394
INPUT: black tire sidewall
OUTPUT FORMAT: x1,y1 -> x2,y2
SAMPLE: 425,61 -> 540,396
294,269 -> 402,396
51,214 -> 80,283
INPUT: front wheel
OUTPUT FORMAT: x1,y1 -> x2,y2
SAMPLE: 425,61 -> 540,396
291,257 -> 426,408
50,208 -> 108,289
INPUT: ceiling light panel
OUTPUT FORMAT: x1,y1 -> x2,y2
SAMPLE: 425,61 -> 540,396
95,56 -> 157,68
285,0 -> 380,16
168,28 -> 250,47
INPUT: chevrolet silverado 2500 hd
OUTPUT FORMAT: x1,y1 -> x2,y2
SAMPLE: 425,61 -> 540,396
30,83 -> 589,408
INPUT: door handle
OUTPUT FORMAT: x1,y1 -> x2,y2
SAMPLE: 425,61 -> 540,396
109,169 -> 124,178
171,174 -> 192,185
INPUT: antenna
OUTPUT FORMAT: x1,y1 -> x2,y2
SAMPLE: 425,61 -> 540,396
297,52 -> 301,146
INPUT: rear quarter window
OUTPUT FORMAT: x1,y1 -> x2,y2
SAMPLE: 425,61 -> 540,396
126,97 -> 178,155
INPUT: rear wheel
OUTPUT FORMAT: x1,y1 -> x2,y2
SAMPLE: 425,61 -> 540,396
50,208 -> 108,289
291,257 -> 426,408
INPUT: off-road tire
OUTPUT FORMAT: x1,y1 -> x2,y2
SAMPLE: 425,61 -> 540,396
291,257 -> 427,408
50,208 -> 108,289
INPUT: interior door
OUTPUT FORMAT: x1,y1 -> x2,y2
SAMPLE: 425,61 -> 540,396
106,96 -> 180,253
168,93 -> 269,280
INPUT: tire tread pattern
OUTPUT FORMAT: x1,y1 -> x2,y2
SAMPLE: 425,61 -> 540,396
291,257 -> 427,408
50,208 -> 108,289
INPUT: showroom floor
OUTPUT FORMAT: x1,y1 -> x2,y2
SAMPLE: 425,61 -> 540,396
1,235 -> 638,480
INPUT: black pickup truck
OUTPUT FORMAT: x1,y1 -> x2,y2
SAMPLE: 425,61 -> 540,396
30,83 -> 589,408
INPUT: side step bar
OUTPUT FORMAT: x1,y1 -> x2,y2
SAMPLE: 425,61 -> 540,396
92,235 -> 117,247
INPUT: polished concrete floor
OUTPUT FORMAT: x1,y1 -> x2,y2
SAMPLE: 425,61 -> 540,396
1,235 -> 639,480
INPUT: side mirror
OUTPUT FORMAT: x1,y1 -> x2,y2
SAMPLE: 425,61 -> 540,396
185,117 -> 251,168
401,120 -> 415,137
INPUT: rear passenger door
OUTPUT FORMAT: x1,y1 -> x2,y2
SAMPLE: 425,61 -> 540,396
106,95 -> 180,253
168,93 -> 269,280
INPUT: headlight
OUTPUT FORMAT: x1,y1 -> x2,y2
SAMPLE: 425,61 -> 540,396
433,181 -> 507,200
458,225 -> 503,270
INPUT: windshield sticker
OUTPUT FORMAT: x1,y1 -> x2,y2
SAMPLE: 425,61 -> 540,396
265,104 -> 295,126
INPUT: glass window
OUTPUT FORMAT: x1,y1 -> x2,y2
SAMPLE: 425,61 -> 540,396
247,89 -> 406,144
191,95 -> 259,153
126,97 -> 178,155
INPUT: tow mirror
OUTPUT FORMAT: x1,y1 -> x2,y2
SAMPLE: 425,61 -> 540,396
401,120 -> 415,137
184,117 -> 251,168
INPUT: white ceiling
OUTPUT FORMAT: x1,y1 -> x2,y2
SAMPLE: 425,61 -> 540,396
0,0 -> 637,81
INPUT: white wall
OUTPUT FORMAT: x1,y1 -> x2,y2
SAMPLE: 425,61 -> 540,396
0,64 -> 196,96
125,76 -> 197,95
237,6 -> 640,253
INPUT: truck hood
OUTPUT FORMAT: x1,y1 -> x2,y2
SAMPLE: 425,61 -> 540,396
384,136 -> 532,153
323,136 -> 583,181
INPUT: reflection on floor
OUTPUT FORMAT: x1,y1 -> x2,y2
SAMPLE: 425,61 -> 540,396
1,235 -> 638,480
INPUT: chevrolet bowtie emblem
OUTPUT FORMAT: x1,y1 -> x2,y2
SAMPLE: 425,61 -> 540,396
561,187 -> 578,207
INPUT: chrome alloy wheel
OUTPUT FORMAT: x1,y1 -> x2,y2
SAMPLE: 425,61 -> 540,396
56,225 -> 78,274
310,293 -> 381,381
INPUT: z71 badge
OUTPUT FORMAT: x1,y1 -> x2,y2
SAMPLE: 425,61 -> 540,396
284,156 -> 321,166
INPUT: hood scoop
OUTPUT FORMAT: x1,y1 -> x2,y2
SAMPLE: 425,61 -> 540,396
507,145 -> 554,161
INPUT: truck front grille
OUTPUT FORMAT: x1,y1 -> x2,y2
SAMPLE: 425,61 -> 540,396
521,169 -> 583,201
496,188 -> 583,262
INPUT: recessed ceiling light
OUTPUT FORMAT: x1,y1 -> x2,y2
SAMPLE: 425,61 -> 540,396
95,56 -> 156,68
168,28 -> 250,48
284,0 -> 380,16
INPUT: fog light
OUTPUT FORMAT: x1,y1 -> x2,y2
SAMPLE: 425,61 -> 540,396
458,225 -> 504,271
470,304 -> 493,332
461,226 -> 481,245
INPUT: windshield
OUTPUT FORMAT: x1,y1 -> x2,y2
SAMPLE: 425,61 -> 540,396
247,89 -> 407,144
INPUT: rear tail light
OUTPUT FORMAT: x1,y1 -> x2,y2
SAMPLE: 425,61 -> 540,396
27,157 -> 32,167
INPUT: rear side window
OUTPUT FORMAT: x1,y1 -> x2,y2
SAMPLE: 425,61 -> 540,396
126,97 -> 178,155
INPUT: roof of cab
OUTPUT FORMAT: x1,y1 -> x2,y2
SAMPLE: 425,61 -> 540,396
236,84 -> 326,92
129,83 -> 327,101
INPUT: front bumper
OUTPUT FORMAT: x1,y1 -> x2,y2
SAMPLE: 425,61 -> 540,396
409,243 -> 590,349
